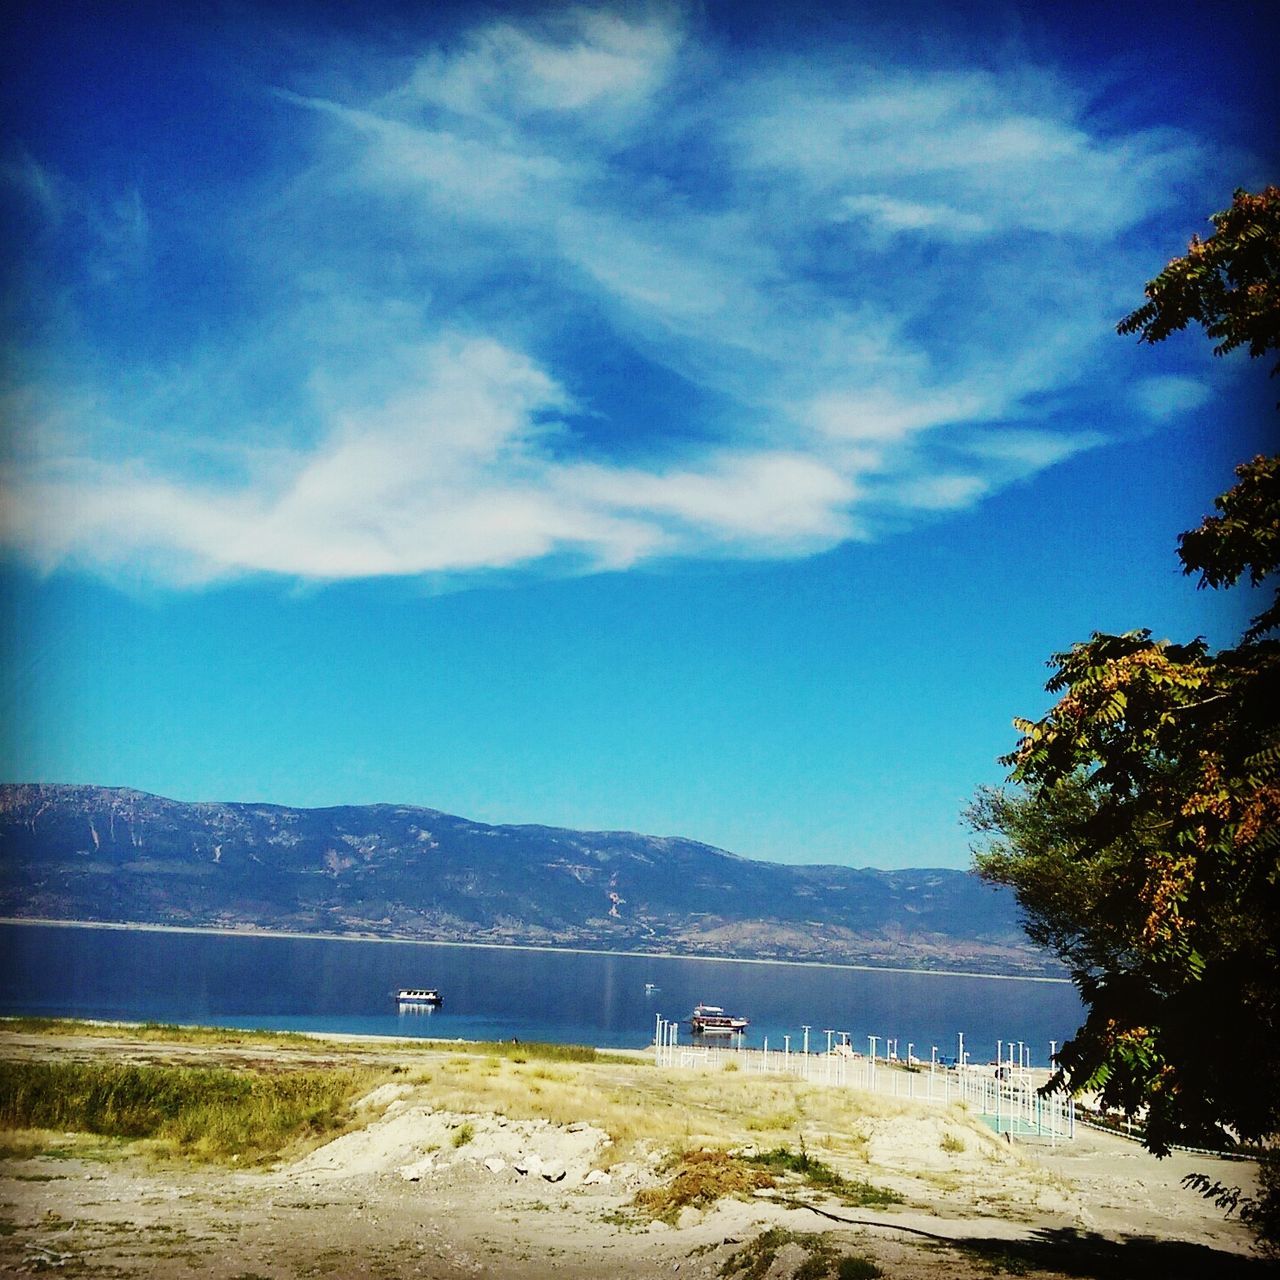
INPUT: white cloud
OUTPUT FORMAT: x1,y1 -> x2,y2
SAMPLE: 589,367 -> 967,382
405,9 -> 680,117
807,388 -> 990,444
568,451 -> 857,546
1131,375 -> 1212,421
0,7 -> 1226,587
0,336 -> 859,580
886,472 -> 988,512
734,73 -> 1202,238
839,194 -> 992,239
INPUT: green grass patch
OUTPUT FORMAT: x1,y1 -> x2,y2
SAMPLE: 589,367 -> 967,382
0,1017 -> 319,1049
419,1039 -> 604,1064
0,1018 -> 646,1066
835,1259 -> 884,1280
719,1227 -> 884,1280
747,1146 -> 903,1208
0,1058 -> 386,1164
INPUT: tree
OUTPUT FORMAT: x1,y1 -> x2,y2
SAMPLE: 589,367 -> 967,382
1117,186 -> 1280,375
968,190 -> 1280,1190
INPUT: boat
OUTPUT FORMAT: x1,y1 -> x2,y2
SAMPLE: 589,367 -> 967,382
644,982 -> 660,993
689,1003 -> 748,1035
396,987 -> 443,1006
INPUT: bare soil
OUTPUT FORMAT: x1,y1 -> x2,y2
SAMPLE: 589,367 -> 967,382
0,1031 -> 1268,1279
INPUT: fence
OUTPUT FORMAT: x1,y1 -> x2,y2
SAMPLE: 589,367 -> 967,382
652,1016 -> 1074,1141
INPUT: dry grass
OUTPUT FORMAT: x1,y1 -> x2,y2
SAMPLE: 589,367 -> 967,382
633,1149 -> 774,1222
0,1018 -> 319,1050
0,1059 -> 391,1165
0,1023 -> 1051,1216
396,1054 -> 973,1198
0,1018 -> 630,1066
747,1146 -> 902,1207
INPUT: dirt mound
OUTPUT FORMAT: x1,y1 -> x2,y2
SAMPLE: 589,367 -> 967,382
292,1093 -> 613,1187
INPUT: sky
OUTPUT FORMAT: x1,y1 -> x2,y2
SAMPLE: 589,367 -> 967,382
1,0 -> 1275,869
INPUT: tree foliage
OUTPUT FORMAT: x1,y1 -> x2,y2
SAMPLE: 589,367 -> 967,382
969,189 -> 1280,1174
1117,185 -> 1280,373
1179,452 -> 1280,640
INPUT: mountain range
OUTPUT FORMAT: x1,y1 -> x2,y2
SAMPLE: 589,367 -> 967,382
0,783 -> 1053,975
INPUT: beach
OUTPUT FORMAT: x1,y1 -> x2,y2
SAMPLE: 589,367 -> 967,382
0,1022 -> 1266,1278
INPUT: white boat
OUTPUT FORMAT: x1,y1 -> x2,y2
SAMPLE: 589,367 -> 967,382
690,1003 -> 748,1035
396,987 -> 443,1006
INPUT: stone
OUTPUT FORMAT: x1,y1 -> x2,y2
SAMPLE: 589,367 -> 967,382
398,1155 -> 436,1182
483,1157 -> 506,1174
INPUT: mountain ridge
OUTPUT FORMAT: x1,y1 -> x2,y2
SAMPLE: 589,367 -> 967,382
0,782 -> 1053,976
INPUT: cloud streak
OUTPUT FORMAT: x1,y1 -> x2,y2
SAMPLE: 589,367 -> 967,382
0,6 -> 1226,586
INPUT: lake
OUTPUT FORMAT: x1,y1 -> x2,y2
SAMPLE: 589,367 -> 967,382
0,922 -> 1084,1066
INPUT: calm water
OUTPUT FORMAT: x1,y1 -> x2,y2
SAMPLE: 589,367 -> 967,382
0,924 -> 1083,1066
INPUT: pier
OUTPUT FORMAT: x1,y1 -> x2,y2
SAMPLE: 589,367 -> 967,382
652,1016 -> 1075,1141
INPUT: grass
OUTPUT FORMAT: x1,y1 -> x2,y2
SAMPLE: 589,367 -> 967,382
419,1039 -> 610,1064
0,1017 -> 317,1049
634,1149 -> 774,1222
0,1018 -> 631,1065
747,1146 -> 904,1208
0,1058 -> 388,1164
719,1228 -> 884,1280
0,1019 -> 1042,1217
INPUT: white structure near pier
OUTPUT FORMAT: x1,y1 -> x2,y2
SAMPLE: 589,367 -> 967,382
652,1015 -> 1075,1141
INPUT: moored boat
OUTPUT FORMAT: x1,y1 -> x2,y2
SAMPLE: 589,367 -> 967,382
690,1002 -> 748,1035
397,987 -> 443,1006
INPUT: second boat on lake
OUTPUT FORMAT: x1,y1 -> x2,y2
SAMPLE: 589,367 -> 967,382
690,1002 -> 748,1035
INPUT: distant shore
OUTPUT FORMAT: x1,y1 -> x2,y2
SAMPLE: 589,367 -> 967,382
0,916 -> 1071,984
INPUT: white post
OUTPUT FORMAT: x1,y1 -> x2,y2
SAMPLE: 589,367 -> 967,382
784,1034 -> 790,1069
802,1025 -> 810,1056
957,1032 -> 964,1071
995,1059 -> 1001,1134
824,1029 -> 835,1055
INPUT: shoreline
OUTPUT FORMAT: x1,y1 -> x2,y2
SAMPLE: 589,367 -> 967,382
0,916 -> 1070,984
0,1020 -> 1261,1278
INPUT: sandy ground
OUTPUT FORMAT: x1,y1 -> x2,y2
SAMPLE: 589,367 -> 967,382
0,1032 -> 1269,1279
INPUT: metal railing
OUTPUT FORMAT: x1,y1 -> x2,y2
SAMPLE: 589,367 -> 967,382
652,1016 -> 1074,1140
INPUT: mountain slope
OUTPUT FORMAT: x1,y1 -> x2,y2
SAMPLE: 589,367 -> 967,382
0,783 -> 1051,974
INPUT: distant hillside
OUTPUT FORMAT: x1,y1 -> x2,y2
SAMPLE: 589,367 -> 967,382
0,783 -> 1053,975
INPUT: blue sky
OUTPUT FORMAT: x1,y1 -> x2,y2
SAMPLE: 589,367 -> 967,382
1,0 -> 1274,868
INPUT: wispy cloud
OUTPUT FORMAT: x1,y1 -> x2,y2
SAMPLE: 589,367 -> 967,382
0,6 -> 1228,586
1131,375 -> 1212,422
